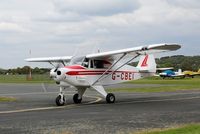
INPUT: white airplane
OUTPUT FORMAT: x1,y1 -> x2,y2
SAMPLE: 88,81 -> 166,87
26,43 -> 181,106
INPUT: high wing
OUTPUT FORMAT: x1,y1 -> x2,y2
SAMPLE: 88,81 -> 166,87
25,43 -> 180,63
25,56 -> 72,63
86,43 -> 180,85
86,43 -> 181,61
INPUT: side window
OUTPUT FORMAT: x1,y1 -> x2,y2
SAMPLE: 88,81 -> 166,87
90,59 -> 111,69
94,60 -> 104,68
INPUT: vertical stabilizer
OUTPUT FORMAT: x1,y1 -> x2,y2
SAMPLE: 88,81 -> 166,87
137,54 -> 156,73
178,69 -> 182,75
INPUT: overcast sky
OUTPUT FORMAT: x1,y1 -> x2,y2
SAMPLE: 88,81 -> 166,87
0,0 -> 200,68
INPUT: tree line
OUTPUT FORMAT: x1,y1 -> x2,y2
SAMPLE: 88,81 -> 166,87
130,55 -> 200,71
0,66 -> 50,75
156,55 -> 200,71
0,55 -> 199,75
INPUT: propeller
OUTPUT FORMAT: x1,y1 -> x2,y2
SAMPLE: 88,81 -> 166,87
41,63 -> 66,93
50,63 -> 64,78
50,63 -> 68,83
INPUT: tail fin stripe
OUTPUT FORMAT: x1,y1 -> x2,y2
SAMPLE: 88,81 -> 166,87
141,55 -> 148,67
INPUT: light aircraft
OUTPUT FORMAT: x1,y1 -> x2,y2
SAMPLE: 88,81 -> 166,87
183,69 -> 200,78
26,43 -> 181,106
158,69 -> 185,79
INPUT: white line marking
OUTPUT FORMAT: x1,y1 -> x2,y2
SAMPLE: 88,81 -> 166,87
0,90 -> 199,114
0,106 -> 66,114
0,91 -> 75,96
85,96 -> 102,104
0,96 -> 102,114
0,95 -> 198,114
41,83 -> 47,93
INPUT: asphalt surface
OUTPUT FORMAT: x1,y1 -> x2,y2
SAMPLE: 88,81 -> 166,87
0,83 -> 200,134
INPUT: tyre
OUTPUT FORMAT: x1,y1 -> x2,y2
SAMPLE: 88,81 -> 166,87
55,95 -> 65,106
106,93 -> 115,103
73,93 -> 82,104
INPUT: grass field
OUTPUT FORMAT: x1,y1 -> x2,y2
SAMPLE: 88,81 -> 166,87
0,75 -> 199,93
134,124 -> 200,134
0,96 -> 16,102
0,74 -> 53,83
109,76 -> 200,92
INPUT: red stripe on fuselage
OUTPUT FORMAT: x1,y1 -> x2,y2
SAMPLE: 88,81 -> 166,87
65,65 -> 86,70
66,70 -> 136,76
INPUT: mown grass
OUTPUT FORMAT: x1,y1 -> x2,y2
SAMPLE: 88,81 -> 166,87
0,74 -> 53,83
134,124 -> 200,134
0,96 -> 16,102
0,75 -> 200,93
128,76 -> 200,85
109,77 -> 200,93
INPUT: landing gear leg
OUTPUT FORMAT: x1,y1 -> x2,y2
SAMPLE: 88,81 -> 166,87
55,87 -> 66,106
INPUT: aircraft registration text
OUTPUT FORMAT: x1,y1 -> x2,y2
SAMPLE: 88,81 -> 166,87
112,72 -> 134,81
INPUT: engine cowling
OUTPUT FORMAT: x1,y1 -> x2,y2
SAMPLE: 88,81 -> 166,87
54,68 -> 68,82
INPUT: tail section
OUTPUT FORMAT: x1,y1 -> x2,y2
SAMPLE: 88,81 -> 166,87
177,69 -> 182,75
137,54 -> 156,73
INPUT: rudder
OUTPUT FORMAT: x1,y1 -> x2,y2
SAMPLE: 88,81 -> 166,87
137,54 -> 156,73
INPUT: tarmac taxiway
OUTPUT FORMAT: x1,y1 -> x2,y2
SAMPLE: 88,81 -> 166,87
0,83 -> 200,134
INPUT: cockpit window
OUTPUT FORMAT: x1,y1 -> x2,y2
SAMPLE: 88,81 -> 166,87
70,56 -> 85,65
88,59 -> 111,69
71,57 -> 111,69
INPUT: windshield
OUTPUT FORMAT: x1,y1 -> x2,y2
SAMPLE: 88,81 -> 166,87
69,43 -> 100,66
70,56 -> 85,65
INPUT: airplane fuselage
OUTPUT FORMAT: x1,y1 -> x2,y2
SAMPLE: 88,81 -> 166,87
54,64 -> 154,88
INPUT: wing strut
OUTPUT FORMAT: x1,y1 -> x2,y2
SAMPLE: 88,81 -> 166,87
49,61 -> 56,68
61,61 -> 65,66
112,54 -> 140,73
92,53 -> 140,85
92,53 -> 127,85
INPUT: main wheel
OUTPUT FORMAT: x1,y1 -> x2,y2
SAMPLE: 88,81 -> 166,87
55,95 -> 65,106
106,93 -> 115,103
73,93 -> 82,104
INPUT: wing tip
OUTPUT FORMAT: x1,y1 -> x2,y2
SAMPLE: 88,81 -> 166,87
148,43 -> 181,51
164,43 -> 181,51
